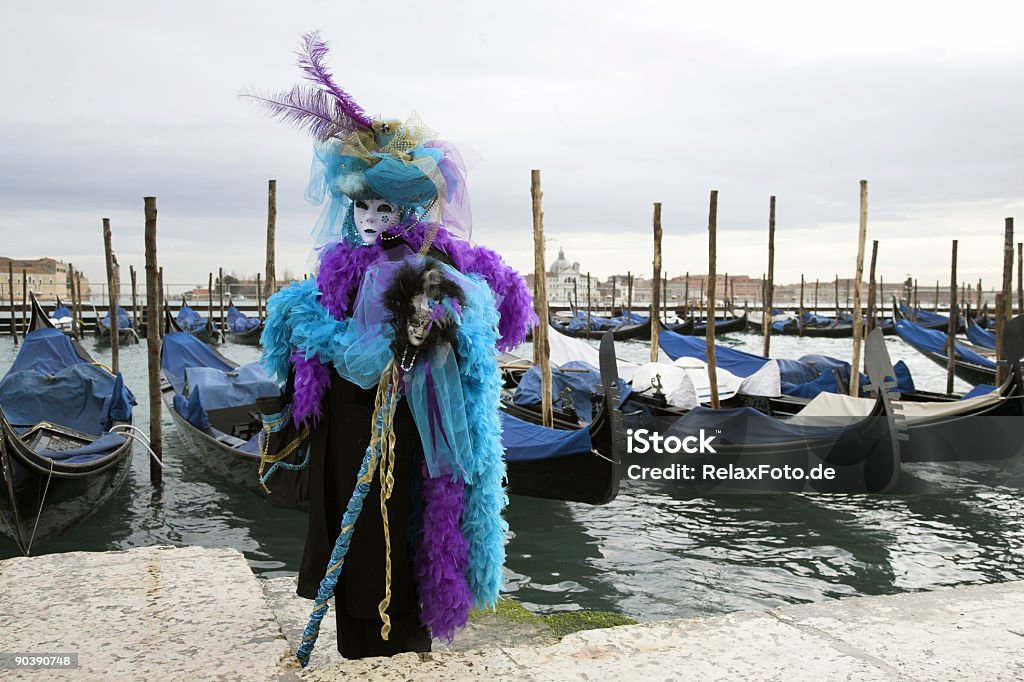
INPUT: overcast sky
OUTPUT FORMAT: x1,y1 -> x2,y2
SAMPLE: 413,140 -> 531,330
2,1 -> 1023,292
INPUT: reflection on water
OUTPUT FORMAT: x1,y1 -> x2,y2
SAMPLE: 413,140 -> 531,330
1,334 -> 1022,622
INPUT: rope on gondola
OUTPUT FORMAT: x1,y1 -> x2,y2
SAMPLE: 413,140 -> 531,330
26,458 -> 55,555
295,359 -> 401,667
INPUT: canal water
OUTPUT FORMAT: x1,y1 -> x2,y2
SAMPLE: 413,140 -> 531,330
1,332 -> 1022,622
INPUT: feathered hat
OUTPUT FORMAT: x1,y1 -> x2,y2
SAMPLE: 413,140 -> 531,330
245,32 -> 472,250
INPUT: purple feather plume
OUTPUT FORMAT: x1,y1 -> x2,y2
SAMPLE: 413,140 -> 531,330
416,463 -> 473,641
296,31 -> 374,131
244,85 -> 355,142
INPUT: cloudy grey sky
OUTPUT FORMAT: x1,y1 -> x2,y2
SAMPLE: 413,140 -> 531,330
2,0 -> 1022,292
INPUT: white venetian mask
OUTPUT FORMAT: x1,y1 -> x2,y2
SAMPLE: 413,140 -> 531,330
353,198 -> 397,245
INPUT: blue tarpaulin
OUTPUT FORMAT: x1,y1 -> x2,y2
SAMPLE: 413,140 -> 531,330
658,329 -> 914,397
500,410 -> 593,462
161,331 -> 234,394
183,362 -> 279,411
39,432 -> 128,464
8,328 -> 89,374
966,320 -> 996,351
900,304 -> 963,329
513,361 -> 631,422
0,327 -> 135,439
177,302 -> 210,334
52,305 -> 72,319
100,306 -> 133,330
895,320 -> 996,369
227,304 -> 261,333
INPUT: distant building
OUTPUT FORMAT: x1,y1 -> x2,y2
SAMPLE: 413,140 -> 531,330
0,257 -> 91,303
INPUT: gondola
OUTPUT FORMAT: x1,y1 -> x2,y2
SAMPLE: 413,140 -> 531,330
175,297 -> 223,344
0,294 -> 135,554
629,329 -> 903,493
96,305 -> 140,345
965,315 -> 996,351
746,310 -> 895,338
548,312 -> 665,341
892,308 -> 997,386
161,306 -> 283,500
501,331 -> 625,505
687,311 -> 748,336
894,300 -> 965,333
787,362 -> 1024,463
225,300 -> 264,346
48,296 -> 76,336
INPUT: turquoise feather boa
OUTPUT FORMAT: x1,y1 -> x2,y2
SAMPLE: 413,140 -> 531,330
261,268 -> 507,611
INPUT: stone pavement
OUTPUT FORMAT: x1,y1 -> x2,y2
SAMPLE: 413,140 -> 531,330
1,545 -> 1022,680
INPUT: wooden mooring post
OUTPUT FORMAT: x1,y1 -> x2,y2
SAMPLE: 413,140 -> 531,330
946,240 -> 958,395
144,197 -> 163,485
102,218 -> 120,374
264,179 -> 277,303
531,170 -> 553,428
706,191 -> 720,409
849,180 -> 868,397
650,202 -> 662,363
763,195 -> 776,356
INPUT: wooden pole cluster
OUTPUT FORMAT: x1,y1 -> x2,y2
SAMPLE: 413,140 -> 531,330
530,170 -> 553,428
144,197 -> 163,485
763,196 -> 776,357
650,203 -> 662,363
849,180 -> 868,397
102,218 -> 120,374
706,191 -> 720,409
946,240 -> 958,395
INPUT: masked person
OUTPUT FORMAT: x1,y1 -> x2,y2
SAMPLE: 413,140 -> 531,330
252,32 -> 535,661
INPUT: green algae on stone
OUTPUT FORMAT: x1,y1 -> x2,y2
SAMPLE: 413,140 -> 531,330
469,598 -> 636,639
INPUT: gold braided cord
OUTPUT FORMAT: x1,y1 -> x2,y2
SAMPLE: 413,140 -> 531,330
257,426 -> 312,494
376,361 -> 401,640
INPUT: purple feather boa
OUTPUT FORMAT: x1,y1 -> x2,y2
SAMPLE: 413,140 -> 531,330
291,352 -> 331,426
415,462 -> 473,640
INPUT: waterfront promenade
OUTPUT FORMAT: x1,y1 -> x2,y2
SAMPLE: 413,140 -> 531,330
1,545 -> 1021,680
